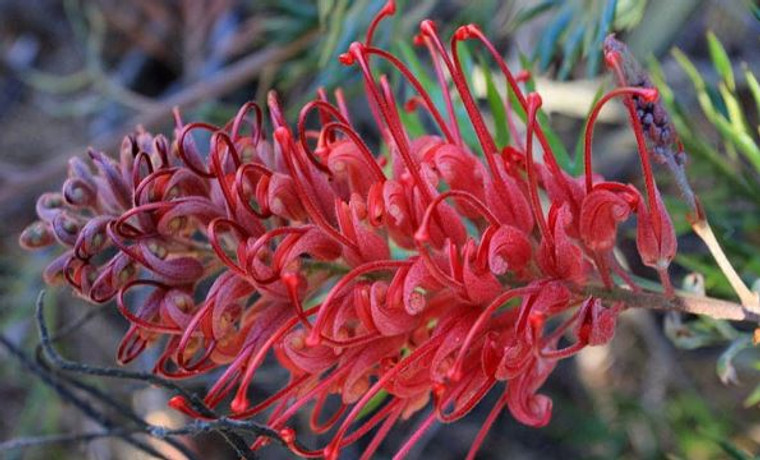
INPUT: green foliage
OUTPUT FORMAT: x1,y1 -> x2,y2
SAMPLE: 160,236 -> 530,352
650,31 -> 760,421
516,0 -> 647,79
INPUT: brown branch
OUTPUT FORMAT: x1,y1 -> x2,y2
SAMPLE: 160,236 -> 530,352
585,285 -> 760,323
0,30 -> 318,207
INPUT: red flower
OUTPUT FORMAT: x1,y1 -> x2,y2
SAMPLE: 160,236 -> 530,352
21,2 -> 687,458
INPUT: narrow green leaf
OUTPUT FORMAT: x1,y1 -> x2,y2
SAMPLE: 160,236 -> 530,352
586,0 -> 618,76
673,48 -> 760,171
558,24 -> 585,80
672,48 -> 706,91
707,31 -> 735,92
716,439 -> 754,460
613,0 -> 647,30
744,66 -> 760,121
514,0 -> 560,25
357,390 -> 389,420
743,382 -> 760,408
536,4 -> 573,71
318,0 -> 350,66
317,0 -> 335,28
395,40 -> 452,138
480,55 -> 510,147
718,82 -> 749,134
398,108 -> 427,139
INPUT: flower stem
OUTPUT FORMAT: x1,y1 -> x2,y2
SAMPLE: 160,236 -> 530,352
690,216 -> 760,312
583,284 -> 760,322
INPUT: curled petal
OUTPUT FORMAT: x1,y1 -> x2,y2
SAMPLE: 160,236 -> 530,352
383,179 -> 416,248
139,242 -> 204,284
89,150 -> 132,210
580,188 -> 631,252
74,216 -> 112,259
402,257 -> 442,315
43,252 -> 73,285
462,241 -> 502,305
326,140 -> 378,197
484,164 -> 533,234
36,193 -> 65,222
19,221 -> 55,249
89,253 -> 136,302
63,178 -> 97,207
51,212 -> 82,246
268,173 -> 308,221
537,204 -> 584,282
342,336 -> 404,404
487,225 -> 532,276
337,195 -> 390,266
506,358 -> 555,427
576,298 -> 620,346
636,191 -> 677,270
370,280 -> 418,336
282,329 -> 338,375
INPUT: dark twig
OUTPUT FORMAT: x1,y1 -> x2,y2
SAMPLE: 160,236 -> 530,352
34,351 -> 200,460
35,291 -> 275,459
1,431 -> 132,451
0,417 -> 283,453
0,333 -> 169,459
0,30 -> 318,207
35,293 -> 213,417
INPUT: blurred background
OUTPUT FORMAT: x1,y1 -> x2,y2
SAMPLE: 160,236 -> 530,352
2,0 -> 760,458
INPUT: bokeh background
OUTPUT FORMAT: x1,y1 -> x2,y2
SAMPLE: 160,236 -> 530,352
2,0 -> 760,458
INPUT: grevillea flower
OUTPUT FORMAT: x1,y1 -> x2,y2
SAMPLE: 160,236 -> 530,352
21,3 -> 687,458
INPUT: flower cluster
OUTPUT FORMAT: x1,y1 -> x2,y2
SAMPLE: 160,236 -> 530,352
21,4 -> 681,458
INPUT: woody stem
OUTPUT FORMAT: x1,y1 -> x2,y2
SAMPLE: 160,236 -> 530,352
690,217 -> 760,311
582,285 -> 760,322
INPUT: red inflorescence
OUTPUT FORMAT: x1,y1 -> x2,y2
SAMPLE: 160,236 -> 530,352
20,3 -> 681,458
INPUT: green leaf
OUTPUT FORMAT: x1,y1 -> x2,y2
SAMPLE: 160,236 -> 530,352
744,66 -> 760,122
650,55 -> 760,202
398,107 -> 427,139
394,40 -> 450,138
586,0 -> 618,76
673,48 -> 760,172
718,82 -> 749,136
536,4 -> 573,71
317,0 -> 335,27
716,335 -> 752,385
357,390 -> 389,420
716,439 -> 754,460
558,24 -> 586,80
743,382 -> 760,408
613,0 -> 647,30
707,31 -> 736,92
514,0 -> 560,25
480,55 -> 510,148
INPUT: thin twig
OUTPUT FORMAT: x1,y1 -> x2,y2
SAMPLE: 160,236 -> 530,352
35,293 -> 213,418
0,30 -> 318,207
34,292 -> 270,459
0,417 -> 282,453
584,285 -> 760,322
34,351 -> 200,460
0,334 -> 169,459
